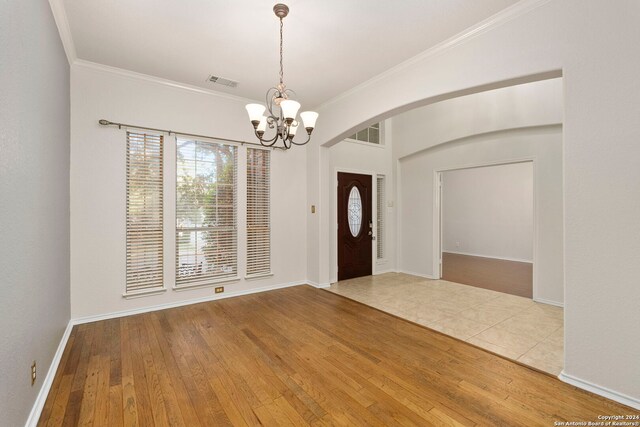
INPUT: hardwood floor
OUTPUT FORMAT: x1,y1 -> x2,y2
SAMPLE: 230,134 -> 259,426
39,286 -> 635,426
442,252 -> 533,298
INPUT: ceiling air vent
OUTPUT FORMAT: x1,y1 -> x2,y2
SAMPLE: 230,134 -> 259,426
207,74 -> 239,88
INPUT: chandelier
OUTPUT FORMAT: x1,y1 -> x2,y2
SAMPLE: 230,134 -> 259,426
245,3 -> 318,149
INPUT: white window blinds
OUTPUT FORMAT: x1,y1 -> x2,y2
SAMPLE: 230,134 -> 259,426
176,139 -> 237,286
246,148 -> 271,276
126,132 -> 164,294
377,175 -> 385,260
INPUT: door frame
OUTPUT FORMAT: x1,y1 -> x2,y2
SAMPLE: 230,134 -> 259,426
333,168 -> 377,284
433,158 -> 538,299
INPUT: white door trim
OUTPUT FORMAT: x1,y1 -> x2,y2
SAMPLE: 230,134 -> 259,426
433,158 -> 538,299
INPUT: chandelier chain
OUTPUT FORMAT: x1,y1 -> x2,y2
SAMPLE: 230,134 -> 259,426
279,18 -> 284,86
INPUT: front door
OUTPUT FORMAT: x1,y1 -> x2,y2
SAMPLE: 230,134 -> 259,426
338,172 -> 373,281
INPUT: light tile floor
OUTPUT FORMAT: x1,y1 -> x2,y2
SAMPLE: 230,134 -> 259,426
328,272 -> 564,376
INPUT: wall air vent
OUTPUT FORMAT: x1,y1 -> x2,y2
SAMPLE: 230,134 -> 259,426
207,75 -> 239,88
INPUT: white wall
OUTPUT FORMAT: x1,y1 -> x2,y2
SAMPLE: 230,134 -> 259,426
442,162 -> 534,262
307,0 -> 640,405
328,122 -> 396,282
70,63 -> 307,319
0,2 -> 70,426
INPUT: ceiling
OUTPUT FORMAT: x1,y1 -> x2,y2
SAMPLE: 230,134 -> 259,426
63,0 -> 519,108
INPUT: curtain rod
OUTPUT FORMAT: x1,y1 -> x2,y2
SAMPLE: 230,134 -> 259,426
98,119 -> 285,150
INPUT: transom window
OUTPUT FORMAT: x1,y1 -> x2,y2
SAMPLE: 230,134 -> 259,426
348,122 -> 382,144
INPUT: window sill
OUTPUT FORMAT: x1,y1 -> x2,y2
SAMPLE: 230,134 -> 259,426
122,288 -> 167,299
244,272 -> 274,281
172,276 -> 240,292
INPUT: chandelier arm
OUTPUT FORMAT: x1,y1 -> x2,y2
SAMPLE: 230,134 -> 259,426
266,114 -> 279,127
289,133 -> 312,146
254,126 -> 280,146
265,87 -> 281,117
267,86 -> 280,103
254,133 -> 280,147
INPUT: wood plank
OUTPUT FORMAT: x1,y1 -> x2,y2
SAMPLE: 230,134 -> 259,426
120,317 -> 139,427
38,329 -> 76,426
38,286 -> 638,426
127,316 -> 156,426
58,324 -> 92,427
443,252 -> 533,298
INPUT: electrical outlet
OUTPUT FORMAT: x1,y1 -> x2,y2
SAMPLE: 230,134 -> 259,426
31,361 -> 36,386
215,286 -> 224,294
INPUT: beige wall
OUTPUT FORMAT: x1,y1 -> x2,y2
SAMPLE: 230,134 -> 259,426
0,2 -> 71,425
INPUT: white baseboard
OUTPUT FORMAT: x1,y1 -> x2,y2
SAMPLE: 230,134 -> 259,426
533,297 -> 564,308
397,269 -> 439,280
558,370 -> 640,410
307,280 -> 331,289
72,280 -> 308,325
25,320 -> 74,427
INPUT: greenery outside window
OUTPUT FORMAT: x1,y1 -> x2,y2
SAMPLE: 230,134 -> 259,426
176,139 -> 237,287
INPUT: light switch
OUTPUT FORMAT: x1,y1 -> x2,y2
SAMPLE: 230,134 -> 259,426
311,205 -> 316,213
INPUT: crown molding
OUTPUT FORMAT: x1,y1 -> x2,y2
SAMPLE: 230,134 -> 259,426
48,0 -> 76,65
316,0 -> 553,111
73,59 -> 262,104
47,0 -> 260,103
51,0 -> 552,109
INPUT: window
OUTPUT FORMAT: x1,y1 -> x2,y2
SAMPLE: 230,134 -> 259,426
126,132 -> 164,295
348,122 -> 382,144
176,139 -> 237,287
246,148 -> 271,277
377,175 -> 385,260
347,186 -> 363,237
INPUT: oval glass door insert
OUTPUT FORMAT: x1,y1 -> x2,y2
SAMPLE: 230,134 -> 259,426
347,186 -> 363,237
